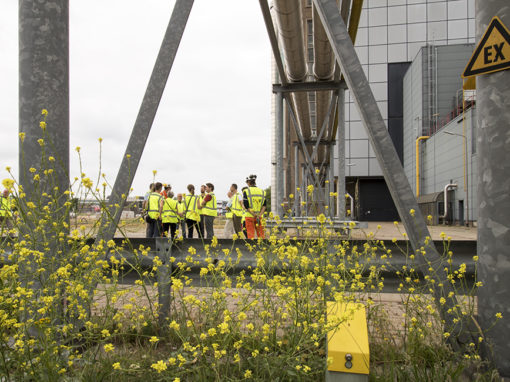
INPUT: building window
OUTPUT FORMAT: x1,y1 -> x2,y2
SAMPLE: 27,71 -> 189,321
307,19 -> 314,62
309,92 -> 316,134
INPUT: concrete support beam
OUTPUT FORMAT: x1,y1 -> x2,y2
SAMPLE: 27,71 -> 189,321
337,89 -> 346,219
276,92 -> 284,217
19,0 -> 69,208
476,0 -> 510,376
96,0 -> 194,242
314,0 -> 476,348
19,0 -> 69,334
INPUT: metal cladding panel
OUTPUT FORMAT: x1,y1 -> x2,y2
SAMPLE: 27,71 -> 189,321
435,44 -> 475,120
402,49 -> 423,195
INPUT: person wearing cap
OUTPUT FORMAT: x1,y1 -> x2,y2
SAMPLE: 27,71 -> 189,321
198,183 -> 217,239
184,184 -> 201,238
0,189 -> 13,231
161,184 -> 172,198
243,175 -> 266,239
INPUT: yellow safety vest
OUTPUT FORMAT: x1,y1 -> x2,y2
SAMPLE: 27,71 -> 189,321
244,187 -> 265,218
162,198 -> 178,223
147,192 -> 162,219
202,192 -> 217,217
177,201 -> 185,220
230,192 -> 243,217
0,196 -> 11,218
185,194 -> 200,221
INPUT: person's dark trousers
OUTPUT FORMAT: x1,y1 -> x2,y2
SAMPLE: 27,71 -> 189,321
198,215 -> 205,238
168,223 -> 177,239
186,218 -> 199,238
232,215 -> 243,234
204,215 -> 215,239
147,218 -> 161,238
180,220 -> 187,238
162,223 -> 177,238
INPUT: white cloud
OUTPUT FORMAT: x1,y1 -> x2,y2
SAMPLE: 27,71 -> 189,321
0,0 -> 272,200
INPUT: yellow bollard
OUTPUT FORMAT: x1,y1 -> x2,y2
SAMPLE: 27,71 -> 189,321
326,302 -> 369,382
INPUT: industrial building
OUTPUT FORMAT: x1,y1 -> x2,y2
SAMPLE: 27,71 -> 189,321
270,0 -> 477,223
403,44 -> 476,225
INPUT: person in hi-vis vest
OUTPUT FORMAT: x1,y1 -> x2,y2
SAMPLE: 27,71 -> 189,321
242,175 -> 266,239
198,184 -> 206,239
176,193 -> 187,238
229,183 -> 244,235
146,182 -> 163,238
198,183 -> 217,239
161,191 -> 181,239
0,189 -> 13,231
184,184 -> 201,238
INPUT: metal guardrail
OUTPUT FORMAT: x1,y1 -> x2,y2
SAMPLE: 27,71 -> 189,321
265,218 -> 368,230
0,237 -> 478,282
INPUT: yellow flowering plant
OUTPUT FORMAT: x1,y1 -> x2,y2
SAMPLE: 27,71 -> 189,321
0,114 -> 501,381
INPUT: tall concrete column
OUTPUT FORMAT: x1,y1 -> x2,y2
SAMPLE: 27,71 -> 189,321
328,148 -> 334,217
19,0 -> 69,199
18,0 -> 69,332
275,92 -> 284,217
476,1 -> 510,376
294,144 -> 300,216
336,89 -> 346,219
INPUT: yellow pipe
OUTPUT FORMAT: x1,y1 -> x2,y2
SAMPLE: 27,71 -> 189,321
348,0 -> 364,44
416,136 -> 430,197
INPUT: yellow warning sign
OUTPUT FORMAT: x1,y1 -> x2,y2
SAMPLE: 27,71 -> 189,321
463,16 -> 510,78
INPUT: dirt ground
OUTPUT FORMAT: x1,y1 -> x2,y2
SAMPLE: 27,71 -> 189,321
72,215 -> 477,241
349,221 -> 477,241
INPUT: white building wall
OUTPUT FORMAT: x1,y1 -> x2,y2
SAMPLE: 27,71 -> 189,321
420,108 -> 478,223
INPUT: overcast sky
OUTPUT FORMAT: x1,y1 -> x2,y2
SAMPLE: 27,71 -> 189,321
0,1 -> 273,200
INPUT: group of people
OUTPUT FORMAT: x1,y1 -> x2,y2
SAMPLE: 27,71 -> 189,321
143,174 -> 266,240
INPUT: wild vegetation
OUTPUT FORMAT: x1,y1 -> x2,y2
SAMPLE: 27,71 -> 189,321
0,113 -> 502,381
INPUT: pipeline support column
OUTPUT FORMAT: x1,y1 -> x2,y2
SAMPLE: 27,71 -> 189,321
19,0 -> 69,200
336,89 -> 346,219
275,92 -> 284,217
476,0 -> 510,376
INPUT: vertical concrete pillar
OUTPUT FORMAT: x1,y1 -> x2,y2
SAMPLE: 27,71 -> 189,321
476,0 -> 510,376
301,164 -> 306,216
336,89 -> 346,218
294,144 -> 300,216
276,92 -> 284,217
18,0 -> 69,333
19,0 -> 69,203
329,147 -> 335,217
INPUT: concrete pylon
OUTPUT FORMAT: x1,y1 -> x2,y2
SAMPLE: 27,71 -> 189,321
476,0 -> 510,376
19,0 -> 69,202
